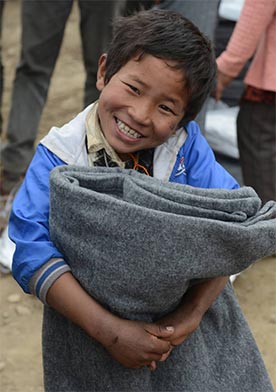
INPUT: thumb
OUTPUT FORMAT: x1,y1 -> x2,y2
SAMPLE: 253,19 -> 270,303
144,324 -> 174,338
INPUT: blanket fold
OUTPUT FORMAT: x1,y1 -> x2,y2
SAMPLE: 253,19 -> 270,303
44,166 -> 275,392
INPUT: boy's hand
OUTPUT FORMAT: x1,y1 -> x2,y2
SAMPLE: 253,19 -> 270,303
148,299 -> 204,366
46,272 -> 174,370
157,300 -> 202,348
146,304 -> 202,370
157,277 -> 230,361
47,272 -> 227,369
102,319 -> 174,369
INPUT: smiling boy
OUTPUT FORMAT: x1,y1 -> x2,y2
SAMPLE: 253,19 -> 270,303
9,9 -> 240,388
96,53 -> 187,154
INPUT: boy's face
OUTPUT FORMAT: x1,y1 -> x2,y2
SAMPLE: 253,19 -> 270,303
96,53 -> 188,157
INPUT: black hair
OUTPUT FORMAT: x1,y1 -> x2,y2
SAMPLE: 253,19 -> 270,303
104,9 -> 217,125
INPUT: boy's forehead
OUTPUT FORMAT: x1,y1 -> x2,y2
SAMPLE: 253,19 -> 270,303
121,53 -> 186,83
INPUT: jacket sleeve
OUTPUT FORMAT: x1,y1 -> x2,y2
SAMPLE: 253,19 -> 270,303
10,144 -> 71,303
172,121 -> 240,190
216,0 -> 275,78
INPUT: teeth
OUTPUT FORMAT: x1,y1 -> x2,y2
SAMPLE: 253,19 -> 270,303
117,119 -> 142,139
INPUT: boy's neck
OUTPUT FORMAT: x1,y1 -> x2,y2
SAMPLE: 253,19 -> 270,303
117,152 -> 133,162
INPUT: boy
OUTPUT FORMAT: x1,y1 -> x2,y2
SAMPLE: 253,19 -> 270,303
10,9 -> 242,386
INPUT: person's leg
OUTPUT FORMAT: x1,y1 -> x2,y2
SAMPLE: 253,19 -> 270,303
1,0 -> 72,193
237,101 -> 276,203
78,0 -> 120,107
0,0 -> 5,136
158,0 -> 219,132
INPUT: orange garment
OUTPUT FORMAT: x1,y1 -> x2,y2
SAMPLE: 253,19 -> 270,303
217,0 -> 276,92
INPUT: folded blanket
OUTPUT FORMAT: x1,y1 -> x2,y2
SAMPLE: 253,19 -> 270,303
44,166 -> 275,392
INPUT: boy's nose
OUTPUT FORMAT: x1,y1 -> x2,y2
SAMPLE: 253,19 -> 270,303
128,101 -> 152,127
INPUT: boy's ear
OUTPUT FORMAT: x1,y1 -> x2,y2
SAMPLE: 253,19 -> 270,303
96,54 -> 107,91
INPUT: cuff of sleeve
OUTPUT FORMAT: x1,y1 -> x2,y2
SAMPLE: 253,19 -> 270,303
216,54 -> 242,79
29,258 -> 71,305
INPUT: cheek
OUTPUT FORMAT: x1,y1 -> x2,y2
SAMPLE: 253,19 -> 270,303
169,122 -> 178,131
156,120 -> 179,141
103,89 -> 126,112
165,119 -> 179,135
99,83 -> 119,107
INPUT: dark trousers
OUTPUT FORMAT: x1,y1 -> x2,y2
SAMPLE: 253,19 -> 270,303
0,0 -> 4,136
237,100 -> 276,203
2,0 -> 118,179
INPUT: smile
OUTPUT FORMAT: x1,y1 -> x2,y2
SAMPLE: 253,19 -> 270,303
116,119 -> 143,139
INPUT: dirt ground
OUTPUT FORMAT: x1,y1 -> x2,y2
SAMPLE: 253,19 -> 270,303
0,1 -> 275,391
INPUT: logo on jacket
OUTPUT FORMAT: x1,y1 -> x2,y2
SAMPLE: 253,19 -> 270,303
175,156 -> 186,177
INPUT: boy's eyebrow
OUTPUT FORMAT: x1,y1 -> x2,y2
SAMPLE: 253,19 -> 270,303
128,75 -> 148,88
129,75 -> 184,108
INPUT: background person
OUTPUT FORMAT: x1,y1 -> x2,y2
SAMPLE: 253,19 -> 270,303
216,0 -> 276,203
0,0 -> 4,136
0,0 -> 120,195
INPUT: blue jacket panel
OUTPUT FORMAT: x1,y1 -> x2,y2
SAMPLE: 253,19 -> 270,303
170,122 -> 239,189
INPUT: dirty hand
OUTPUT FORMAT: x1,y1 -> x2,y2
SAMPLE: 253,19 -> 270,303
102,318 -> 174,369
154,300 -> 203,364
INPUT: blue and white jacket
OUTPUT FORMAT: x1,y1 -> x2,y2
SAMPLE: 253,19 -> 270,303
9,104 -> 239,303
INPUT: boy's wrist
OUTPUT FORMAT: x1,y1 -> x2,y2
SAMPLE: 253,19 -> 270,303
88,310 -> 121,348
183,276 -> 229,317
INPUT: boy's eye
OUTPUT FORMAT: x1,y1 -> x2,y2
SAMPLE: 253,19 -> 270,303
124,82 -> 140,95
159,104 -> 176,115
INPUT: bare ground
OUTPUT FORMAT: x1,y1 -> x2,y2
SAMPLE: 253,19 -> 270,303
1,1 -> 275,391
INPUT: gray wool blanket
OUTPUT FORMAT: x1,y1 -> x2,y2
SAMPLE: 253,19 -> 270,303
44,166 -> 276,392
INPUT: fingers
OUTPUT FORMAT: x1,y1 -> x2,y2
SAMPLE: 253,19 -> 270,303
144,323 -> 174,339
147,345 -> 174,370
147,361 -> 157,371
151,337 -> 171,356
159,346 -> 173,362
144,323 -> 174,357
142,341 -> 172,367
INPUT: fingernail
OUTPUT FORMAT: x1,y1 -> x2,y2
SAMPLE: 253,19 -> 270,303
166,326 -> 174,332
